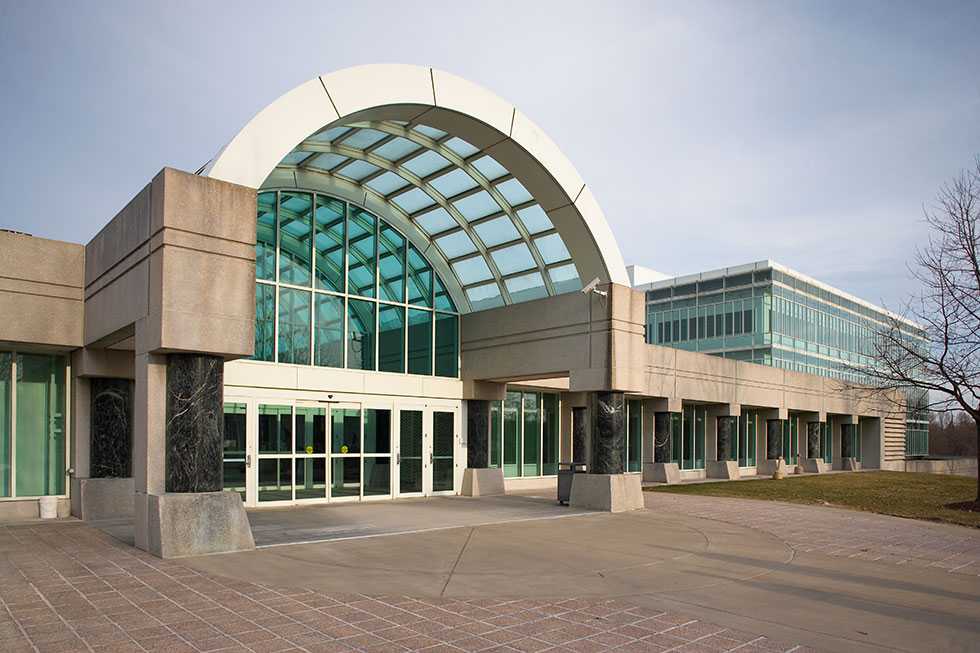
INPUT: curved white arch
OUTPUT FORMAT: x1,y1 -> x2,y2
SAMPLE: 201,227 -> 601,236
204,64 -> 629,310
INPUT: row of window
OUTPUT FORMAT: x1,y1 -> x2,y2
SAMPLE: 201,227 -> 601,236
489,391 -> 560,477
0,353 -> 67,498
648,296 -> 763,346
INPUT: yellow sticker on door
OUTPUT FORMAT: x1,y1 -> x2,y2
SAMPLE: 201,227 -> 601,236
340,445 -> 349,454
305,445 -> 314,454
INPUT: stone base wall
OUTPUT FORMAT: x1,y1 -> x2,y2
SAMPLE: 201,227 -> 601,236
0,498 -> 71,522
144,492 -> 254,558
905,458 -> 978,478
569,474 -> 644,512
461,468 -> 505,496
70,477 -> 134,521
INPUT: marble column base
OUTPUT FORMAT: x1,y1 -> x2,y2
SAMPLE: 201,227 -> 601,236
643,462 -> 680,484
569,473 -> 644,512
706,460 -> 741,480
842,457 -> 862,472
461,468 -> 505,497
138,491 -> 254,558
803,458 -> 830,474
70,477 -> 134,521
758,458 -> 788,477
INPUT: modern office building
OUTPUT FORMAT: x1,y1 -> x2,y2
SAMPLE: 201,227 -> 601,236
0,65 -> 915,557
634,261 -> 930,457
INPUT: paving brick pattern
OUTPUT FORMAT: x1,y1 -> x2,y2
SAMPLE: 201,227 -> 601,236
0,522 -> 807,653
650,492 -> 980,575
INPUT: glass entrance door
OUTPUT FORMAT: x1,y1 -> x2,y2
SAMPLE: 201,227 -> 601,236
432,410 -> 455,493
398,408 -> 425,496
395,407 -> 457,497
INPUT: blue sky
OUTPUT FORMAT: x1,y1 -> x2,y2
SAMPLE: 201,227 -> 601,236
1,0 -> 977,309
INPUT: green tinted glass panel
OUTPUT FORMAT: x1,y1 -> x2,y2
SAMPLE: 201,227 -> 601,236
363,457 -> 390,496
258,458 -> 292,502
332,408 -> 361,454
223,403 -> 246,500
364,409 -> 391,454
378,305 -> 405,373
254,283 -> 275,361
278,191 -> 313,286
433,411 -> 455,491
522,393 -> 540,476
433,275 -> 456,312
294,407 -> 326,454
378,223 -> 406,302
331,458 -> 360,497
399,410 -> 423,493
277,288 -> 311,365
294,458 -> 326,500
348,207 -> 376,297
542,394 -> 559,475
314,293 -> 343,368
14,355 -> 65,496
258,405 -> 291,454
670,412 -> 682,465
315,195 -> 345,292
694,407 -> 705,469
406,244 -> 432,307
682,406 -> 694,470
0,353 -> 9,496
256,191 -> 276,281
347,299 -> 376,370
503,392 -> 520,477
407,309 -> 432,375
434,313 -> 458,377
490,401 -> 502,469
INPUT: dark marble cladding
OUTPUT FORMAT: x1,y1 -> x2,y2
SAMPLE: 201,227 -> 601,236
591,392 -> 625,475
841,423 -> 855,458
466,400 -> 489,468
166,354 -> 224,493
572,407 -> 588,465
806,422 -> 822,459
717,417 -> 735,461
654,412 -> 671,463
766,420 -> 782,460
90,378 -> 133,478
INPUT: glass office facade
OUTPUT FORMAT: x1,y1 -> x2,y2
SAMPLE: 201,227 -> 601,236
645,265 -> 930,456
489,391 -> 559,478
0,352 -> 68,498
253,190 -> 459,377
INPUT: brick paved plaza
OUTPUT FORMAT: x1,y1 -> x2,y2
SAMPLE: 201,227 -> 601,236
0,521 -> 806,653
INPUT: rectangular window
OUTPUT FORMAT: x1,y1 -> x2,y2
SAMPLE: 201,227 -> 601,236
407,309 -> 433,375
254,283 -> 276,362
490,401 -> 502,469
694,407 -> 705,469
258,405 -> 291,454
522,393 -> 541,476
682,405 -> 694,470
314,293 -> 344,368
542,394 -> 559,475
347,207 -> 377,297
434,313 -> 459,378
315,195 -> 345,293
14,354 -> 66,496
0,352 -> 10,497
347,299 -> 376,370
277,288 -> 311,365
222,403 -> 247,500
377,305 -> 405,373
256,191 -> 277,281
706,313 -> 715,338
725,311 -> 734,336
670,412 -> 682,465
378,224 -> 406,303
503,392 -> 520,477
406,244 -> 433,307
278,191 -> 313,287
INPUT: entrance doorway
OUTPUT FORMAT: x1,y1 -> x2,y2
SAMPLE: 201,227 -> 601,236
222,399 -> 459,507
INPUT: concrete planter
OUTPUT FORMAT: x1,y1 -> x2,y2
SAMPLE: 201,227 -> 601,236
706,460 -> 741,480
803,458 -> 830,474
142,491 -> 254,559
461,468 -> 505,497
569,473 -> 644,512
643,462 -> 680,484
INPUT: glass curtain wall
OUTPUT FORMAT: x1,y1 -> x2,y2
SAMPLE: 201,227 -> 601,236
253,190 -> 459,378
0,353 -> 67,498
781,416 -> 799,465
490,390 -> 560,478
737,412 -> 758,467
821,422 -> 832,463
668,405 -> 706,470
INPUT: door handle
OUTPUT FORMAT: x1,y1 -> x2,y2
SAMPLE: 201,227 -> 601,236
246,454 -> 252,468
397,453 -> 401,465
429,452 -> 434,465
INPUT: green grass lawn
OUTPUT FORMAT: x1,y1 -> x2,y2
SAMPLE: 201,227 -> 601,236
647,471 -> 980,529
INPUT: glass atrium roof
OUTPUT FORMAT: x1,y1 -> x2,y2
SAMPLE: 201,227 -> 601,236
269,120 -> 582,312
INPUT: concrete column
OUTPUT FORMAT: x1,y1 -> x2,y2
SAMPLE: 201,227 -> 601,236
461,399 -> 503,496
165,354 -> 223,493
70,376 -> 91,479
133,352 -> 168,551
590,391 -> 625,475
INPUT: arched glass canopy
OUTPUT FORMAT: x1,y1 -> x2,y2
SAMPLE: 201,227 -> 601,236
266,120 -> 582,311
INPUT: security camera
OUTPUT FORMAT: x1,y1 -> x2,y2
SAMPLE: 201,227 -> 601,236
581,277 -> 607,297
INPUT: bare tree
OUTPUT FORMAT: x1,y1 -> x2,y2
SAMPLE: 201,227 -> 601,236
855,157 -> 980,505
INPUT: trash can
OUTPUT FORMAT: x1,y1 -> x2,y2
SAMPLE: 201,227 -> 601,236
39,496 -> 58,519
557,462 -> 586,505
